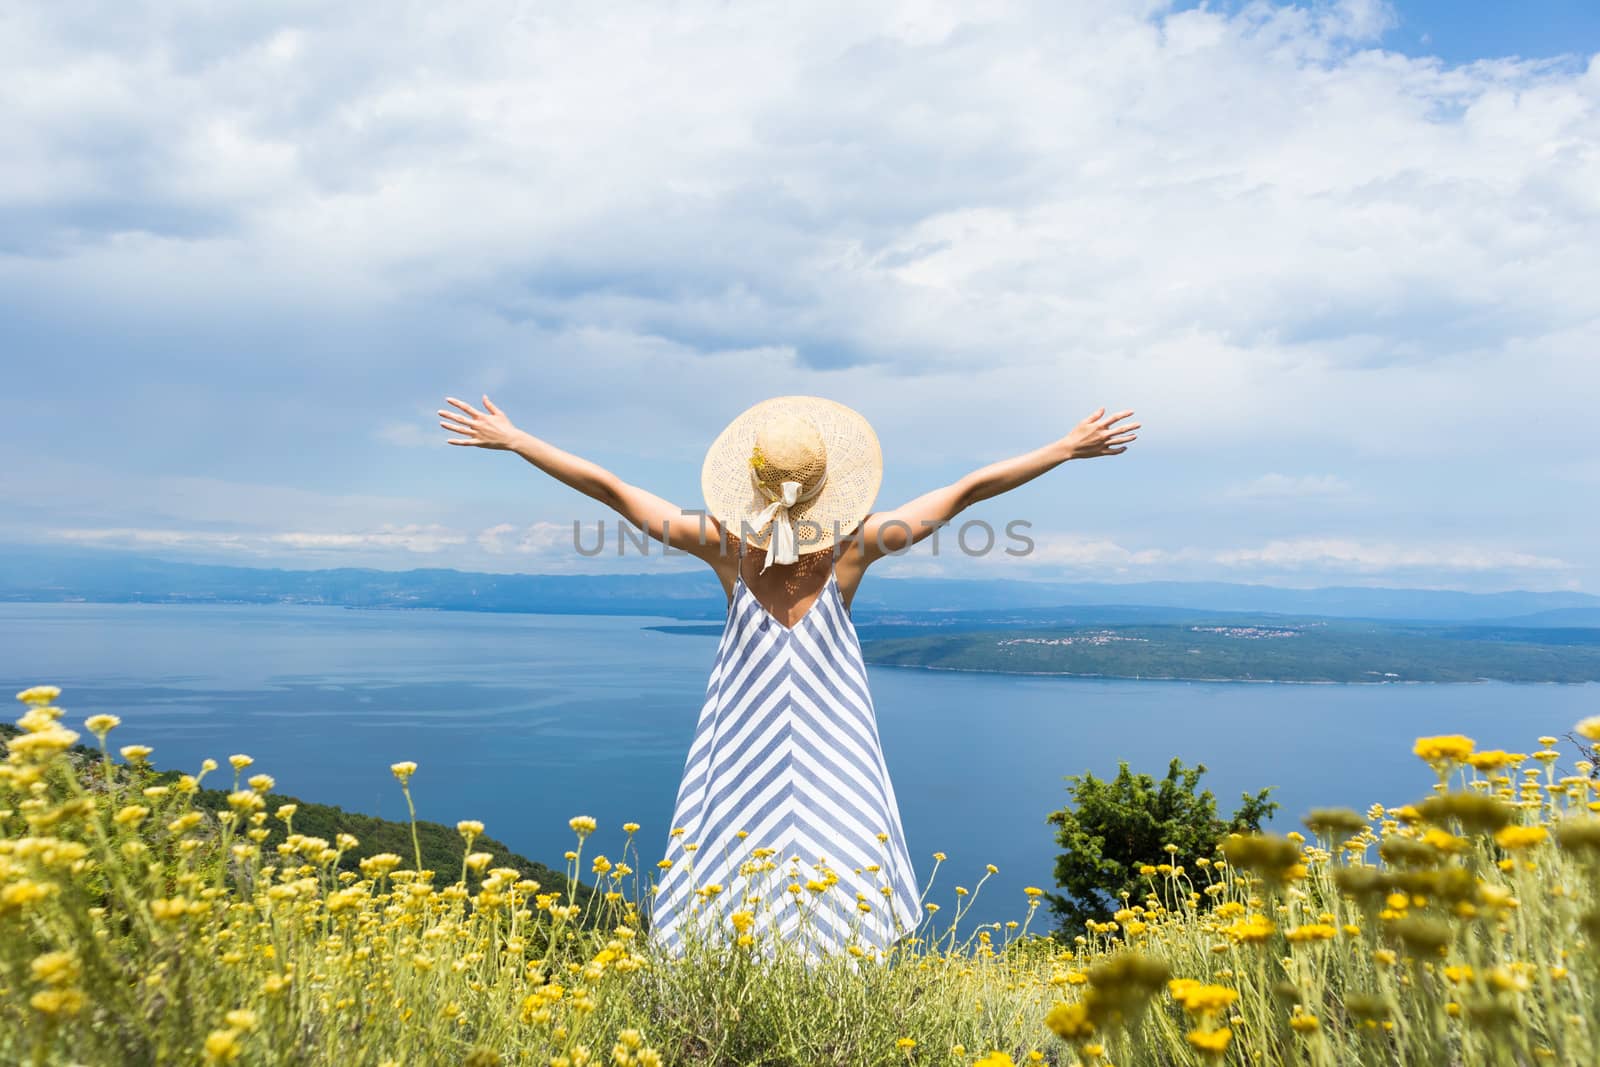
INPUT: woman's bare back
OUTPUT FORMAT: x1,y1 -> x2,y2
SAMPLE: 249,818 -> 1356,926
722,540 -> 865,627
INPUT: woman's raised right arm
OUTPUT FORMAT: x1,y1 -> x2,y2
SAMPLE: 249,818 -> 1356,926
439,395 -> 729,565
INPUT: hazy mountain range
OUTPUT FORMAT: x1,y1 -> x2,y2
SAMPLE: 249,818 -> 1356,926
4,545 -> 1599,627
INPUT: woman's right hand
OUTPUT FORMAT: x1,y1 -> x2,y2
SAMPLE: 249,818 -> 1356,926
439,395 -> 522,450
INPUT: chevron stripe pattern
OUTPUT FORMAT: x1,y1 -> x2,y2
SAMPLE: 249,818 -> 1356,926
647,562 -> 921,964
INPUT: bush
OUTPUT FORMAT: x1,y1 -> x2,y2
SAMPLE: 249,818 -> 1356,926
1044,757 -> 1277,930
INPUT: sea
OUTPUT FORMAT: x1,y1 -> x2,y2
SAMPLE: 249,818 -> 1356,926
4,602 -> 1597,935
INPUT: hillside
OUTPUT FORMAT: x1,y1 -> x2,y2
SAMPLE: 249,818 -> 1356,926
858,620 -> 1600,683
0,722 -> 595,908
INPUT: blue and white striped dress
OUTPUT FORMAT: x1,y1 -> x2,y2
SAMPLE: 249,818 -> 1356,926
647,551 -> 921,962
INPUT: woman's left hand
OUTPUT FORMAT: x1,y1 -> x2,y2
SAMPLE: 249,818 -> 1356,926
1063,407 -> 1139,459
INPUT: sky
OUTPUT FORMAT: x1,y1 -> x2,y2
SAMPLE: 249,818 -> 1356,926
3,0 -> 1597,592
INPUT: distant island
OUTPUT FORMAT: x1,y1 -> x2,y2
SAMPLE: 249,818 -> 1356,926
856,620 -> 1600,684
641,614 -> 1600,684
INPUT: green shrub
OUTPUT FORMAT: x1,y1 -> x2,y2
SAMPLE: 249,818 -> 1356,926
1044,757 -> 1277,930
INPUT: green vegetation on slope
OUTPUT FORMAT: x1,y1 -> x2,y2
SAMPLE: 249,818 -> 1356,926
0,722 -> 593,910
862,621 -> 1600,682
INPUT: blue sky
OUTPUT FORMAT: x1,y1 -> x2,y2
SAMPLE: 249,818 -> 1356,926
1179,0 -> 1600,65
3,0 -> 1597,592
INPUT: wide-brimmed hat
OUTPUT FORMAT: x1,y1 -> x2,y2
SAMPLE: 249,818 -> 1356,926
701,396 -> 882,571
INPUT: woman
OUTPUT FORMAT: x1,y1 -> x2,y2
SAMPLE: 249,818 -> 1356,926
438,394 -> 1138,962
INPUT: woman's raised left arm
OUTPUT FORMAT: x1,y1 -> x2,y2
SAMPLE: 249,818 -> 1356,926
850,407 -> 1138,564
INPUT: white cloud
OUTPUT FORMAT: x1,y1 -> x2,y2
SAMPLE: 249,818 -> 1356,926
54,523 -> 466,554
865,529 -> 1575,587
38,518 -> 1578,590
1210,537 -> 1570,573
477,521 -> 571,555
1023,533 -> 1569,575
1225,473 -> 1357,500
476,522 -> 517,553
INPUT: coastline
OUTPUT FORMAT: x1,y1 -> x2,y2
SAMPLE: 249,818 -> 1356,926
8,601 -> 1597,686
861,660 -> 1499,686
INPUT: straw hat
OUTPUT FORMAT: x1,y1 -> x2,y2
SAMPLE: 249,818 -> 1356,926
701,396 -> 882,571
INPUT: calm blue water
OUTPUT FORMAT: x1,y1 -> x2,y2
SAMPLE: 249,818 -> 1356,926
3,603 -> 1596,933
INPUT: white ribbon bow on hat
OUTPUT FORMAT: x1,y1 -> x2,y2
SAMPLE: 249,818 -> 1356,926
750,469 -> 827,573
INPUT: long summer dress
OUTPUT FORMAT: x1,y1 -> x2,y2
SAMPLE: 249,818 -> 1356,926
647,546 -> 921,963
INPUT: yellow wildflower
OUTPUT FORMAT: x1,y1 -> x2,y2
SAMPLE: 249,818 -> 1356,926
1284,923 -> 1337,944
1414,735 -> 1474,764
1422,828 -> 1466,853
1467,750 -> 1517,772
1172,982 -> 1238,1016
30,988 -> 85,1017
1223,914 -> 1275,944
203,1028 -> 243,1063
84,713 -> 121,739
1044,1000 -> 1095,1040
225,1009 -> 259,1031
31,951 -> 79,987
973,1052 -> 1015,1067
114,805 -> 150,827
151,898 -> 190,921
6,726 -> 78,760
1186,1027 -> 1233,1055
1495,825 -> 1549,851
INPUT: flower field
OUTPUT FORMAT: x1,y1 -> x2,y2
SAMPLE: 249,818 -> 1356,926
4,683 -> 1600,1065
